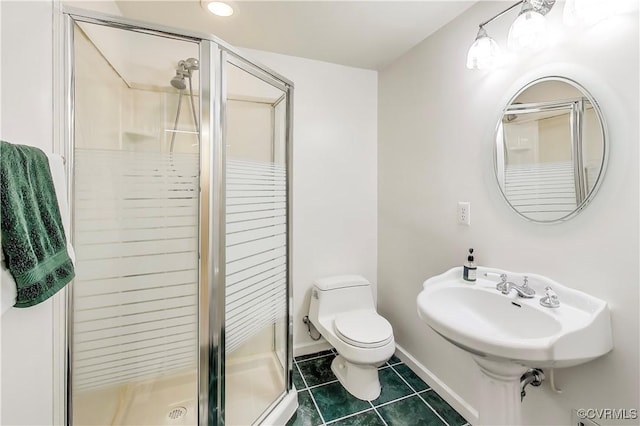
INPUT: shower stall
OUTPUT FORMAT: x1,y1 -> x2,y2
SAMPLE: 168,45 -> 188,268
62,8 -> 294,426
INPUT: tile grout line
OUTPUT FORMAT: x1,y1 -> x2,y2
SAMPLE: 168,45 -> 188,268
389,363 -> 431,394
306,379 -> 339,391
295,358 -> 328,426
417,391 -> 451,426
293,360 -> 308,392
388,363 -> 462,426
369,361 -> 427,411
301,350 -> 388,426
369,400 -> 389,426
294,351 -> 334,364
372,391 -> 419,409
325,407 -> 376,425
295,352 -> 461,426
293,357 -> 326,426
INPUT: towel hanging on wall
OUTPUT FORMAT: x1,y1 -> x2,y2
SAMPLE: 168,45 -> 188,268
0,140 -> 75,307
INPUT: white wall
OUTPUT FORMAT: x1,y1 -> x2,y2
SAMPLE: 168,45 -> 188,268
378,2 -> 639,425
244,49 -> 379,353
0,2 -> 56,425
0,2 -> 124,424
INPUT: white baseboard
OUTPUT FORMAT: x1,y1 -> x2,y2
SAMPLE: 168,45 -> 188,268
293,340 -> 332,357
395,343 -> 479,425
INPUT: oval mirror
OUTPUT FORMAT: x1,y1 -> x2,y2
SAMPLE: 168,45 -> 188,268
494,77 -> 607,223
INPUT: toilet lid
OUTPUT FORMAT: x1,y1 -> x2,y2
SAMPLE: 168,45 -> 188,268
334,312 -> 393,349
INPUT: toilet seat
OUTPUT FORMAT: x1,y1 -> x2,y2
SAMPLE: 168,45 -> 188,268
334,312 -> 393,349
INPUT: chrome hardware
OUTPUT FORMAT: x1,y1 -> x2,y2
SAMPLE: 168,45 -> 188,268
484,272 -> 506,280
487,272 -> 535,298
492,273 -> 510,293
540,286 -> 560,308
303,316 -> 321,341
520,368 -> 545,401
500,279 -> 536,298
503,282 -> 536,298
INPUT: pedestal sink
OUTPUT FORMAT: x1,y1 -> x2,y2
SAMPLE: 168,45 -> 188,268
416,267 -> 612,425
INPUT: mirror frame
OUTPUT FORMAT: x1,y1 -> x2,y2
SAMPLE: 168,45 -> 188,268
493,76 -> 608,224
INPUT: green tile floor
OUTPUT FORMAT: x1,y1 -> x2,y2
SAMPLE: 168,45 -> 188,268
287,350 -> 470,426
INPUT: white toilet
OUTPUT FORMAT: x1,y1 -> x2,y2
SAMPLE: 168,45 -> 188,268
308,275 -> 395,401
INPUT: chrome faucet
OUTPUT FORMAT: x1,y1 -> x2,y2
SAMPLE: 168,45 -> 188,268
498,275 -> 535,298
494,273 -> 511,293
540,286 -> 560,308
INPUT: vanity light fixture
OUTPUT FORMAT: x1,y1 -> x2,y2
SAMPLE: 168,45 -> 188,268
466,27 -> 502,70
507,1 -> 553,51
201,0 -> 234,17
466,0 -> 556,70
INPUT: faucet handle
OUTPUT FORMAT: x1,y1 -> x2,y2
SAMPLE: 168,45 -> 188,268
497,274 -> 509,293
540,286 -> 560,308
522,276 -> 529,287
483,272 -> 507,281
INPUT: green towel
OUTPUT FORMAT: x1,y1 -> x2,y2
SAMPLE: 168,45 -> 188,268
1,140 -> 75,307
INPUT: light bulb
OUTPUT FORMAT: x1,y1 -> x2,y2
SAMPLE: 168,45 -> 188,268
508,9 -> 549,51
202,1 -> 234,17
466,28 -> 502,70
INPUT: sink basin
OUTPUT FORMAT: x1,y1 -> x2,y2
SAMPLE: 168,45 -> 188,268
417,266 -> 612,425
417,267 -> 612,368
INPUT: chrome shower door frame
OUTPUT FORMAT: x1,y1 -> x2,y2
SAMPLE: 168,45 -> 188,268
222,51 -> 295,425
61,7 -> 294,426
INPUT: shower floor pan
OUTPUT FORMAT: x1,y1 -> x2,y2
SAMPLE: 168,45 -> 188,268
73,352 -> 285,426
74,369 -> 197,426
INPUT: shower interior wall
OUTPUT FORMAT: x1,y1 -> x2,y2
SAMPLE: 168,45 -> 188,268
74,27 -> 199,155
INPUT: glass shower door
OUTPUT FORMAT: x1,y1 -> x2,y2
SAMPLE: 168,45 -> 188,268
223,55 -> 290,426
69,20 -> 201,425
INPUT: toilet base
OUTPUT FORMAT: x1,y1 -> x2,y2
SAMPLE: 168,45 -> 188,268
331,355 -> 381,401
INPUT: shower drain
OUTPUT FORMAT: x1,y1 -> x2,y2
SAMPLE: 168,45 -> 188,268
167,406 -> 187,421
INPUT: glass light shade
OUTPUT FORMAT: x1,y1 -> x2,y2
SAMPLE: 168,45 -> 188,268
563,0 -> 613,27
203,1 -> 234,17
508,10 -> 549,51
466,30 -> 502,70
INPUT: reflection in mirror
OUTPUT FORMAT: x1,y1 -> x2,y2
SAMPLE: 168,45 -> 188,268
495,78 -> 606,222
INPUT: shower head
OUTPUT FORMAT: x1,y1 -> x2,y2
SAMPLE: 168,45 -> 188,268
171,57 -> 199,90
182,58 -> 199,71
170,71 -> 186,90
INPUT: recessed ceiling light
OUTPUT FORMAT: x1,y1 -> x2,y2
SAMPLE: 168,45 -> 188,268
202,1 -> 234,17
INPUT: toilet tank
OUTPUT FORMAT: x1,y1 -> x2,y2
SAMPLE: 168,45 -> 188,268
309,275 -> 376,323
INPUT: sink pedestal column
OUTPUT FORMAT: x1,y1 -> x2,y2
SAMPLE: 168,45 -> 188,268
473,356 -> 529,426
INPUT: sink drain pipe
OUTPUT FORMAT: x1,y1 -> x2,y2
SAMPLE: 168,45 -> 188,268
520,368 -> 545,401
303,315 -> 322,341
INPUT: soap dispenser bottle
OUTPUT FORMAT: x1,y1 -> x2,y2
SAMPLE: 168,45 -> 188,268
463,248 -> 477,282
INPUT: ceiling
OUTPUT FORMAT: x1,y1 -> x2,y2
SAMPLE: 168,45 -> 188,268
113,0 -> 477,70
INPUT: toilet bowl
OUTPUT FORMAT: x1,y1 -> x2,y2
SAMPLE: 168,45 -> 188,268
308,275 -> 395,401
